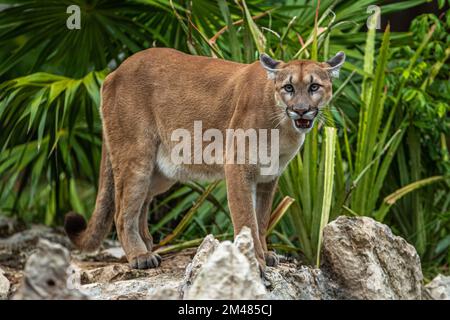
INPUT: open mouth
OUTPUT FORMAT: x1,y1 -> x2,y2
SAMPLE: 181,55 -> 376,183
294,118 -> 313,129
285,108 -> 317,130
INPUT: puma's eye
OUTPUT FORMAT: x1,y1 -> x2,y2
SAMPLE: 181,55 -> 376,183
283,84 -> 294,93
309,83 -> 320,92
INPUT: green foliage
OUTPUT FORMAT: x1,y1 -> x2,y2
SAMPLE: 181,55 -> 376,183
350,24 -> 399,217
279,126 -> 336,266
382,12 -> 450,271
0,0 -> 179,78
0,71 -> 105,223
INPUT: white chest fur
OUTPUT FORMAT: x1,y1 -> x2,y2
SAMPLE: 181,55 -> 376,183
156,127 -> 305,183
256,131 -> 305,183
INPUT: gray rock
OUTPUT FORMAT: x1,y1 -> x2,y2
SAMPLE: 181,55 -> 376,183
71,245 -> 126,263
321,216 -> 423,300
423,274 -> 450,300
80,277 -> 181,300
182,228 -> 335,300
68,249 -> 193,300
234,227 -> 261,280
101,247 -> 126,260
13,239 -> 87,300
8,216 -> 425,300
184,237 -> 266,300
0,267 -> 10,300
183,217 -> 422,300
79,264 -> 149,284
0,225 -> 71,268
0,216 -> 20,237
264,264 -> 341,300
181,234 -> 219,294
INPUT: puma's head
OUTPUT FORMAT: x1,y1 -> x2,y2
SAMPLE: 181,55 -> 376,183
260,52 -> 345,132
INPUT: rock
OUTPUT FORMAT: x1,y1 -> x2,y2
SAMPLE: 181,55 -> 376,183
0,267 -> 22,298
67,250 -> 193,300
183,218 -> 423,300
66,263 -> 83,291
184,234 -> 266,300
79,264 -> 149,284
13,239 -> 87,300
81,277 -> 181,300
0,216 -> 21,238
71,244 -> 126,263
423,274 -> 450,300
264,264 -> 341,300
321,216 -> 423,300
181,234 -> 219,294
4,215 -> 427,300
101,247 -> 126,260
0,225 -> 71,268
0,268 -> 10,300
233,227 -> 261,280
181,229 -> 329,300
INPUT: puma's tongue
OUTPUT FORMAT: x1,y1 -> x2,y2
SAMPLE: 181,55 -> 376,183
295,119 -> 312,129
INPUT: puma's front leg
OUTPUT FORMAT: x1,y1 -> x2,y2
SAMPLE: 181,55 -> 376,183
224,164 -> 266,269
255,178 -> 279,267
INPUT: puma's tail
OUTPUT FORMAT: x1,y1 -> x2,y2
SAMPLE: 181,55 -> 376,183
64,144 -> 115,251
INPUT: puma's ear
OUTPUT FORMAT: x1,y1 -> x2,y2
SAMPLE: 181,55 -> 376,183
324,51 -> 345,78
260,53 -> 281,80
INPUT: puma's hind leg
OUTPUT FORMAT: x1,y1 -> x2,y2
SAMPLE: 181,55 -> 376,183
114,166 -> 161,269
111,141 -> 164,269
101,71 -> 164,269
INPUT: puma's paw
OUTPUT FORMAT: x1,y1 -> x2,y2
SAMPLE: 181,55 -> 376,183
129,252 -> 162,269
264,251 -> 279,267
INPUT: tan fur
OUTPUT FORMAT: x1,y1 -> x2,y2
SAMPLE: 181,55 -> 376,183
64,48 -> 343,270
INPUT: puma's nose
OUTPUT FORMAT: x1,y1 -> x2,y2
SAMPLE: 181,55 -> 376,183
292,105 -> 310,115
289,106 -> 318,120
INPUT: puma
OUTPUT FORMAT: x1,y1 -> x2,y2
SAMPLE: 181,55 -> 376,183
64,48 -> 345,270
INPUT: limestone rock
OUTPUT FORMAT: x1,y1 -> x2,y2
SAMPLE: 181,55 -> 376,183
423,274 -> 450,300
264,264 -> 341,300
100,247 -> 126,260
0,268 -> 10,300
0,216 -> 21,238
5,215 -> 426,300
80,277 -> 181,300
184,239 -> 266,300
79,264 -> 150,284
67,250 -> 193,300
321,216 -> 423,300
0,225 -> 71,268
71,246 -> 126,263
181,234 -> 219,293
233,227 -> 261,280
13,239 -> 87,300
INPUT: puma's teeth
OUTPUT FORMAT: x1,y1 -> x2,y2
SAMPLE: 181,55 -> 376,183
294,119 -> 312,129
